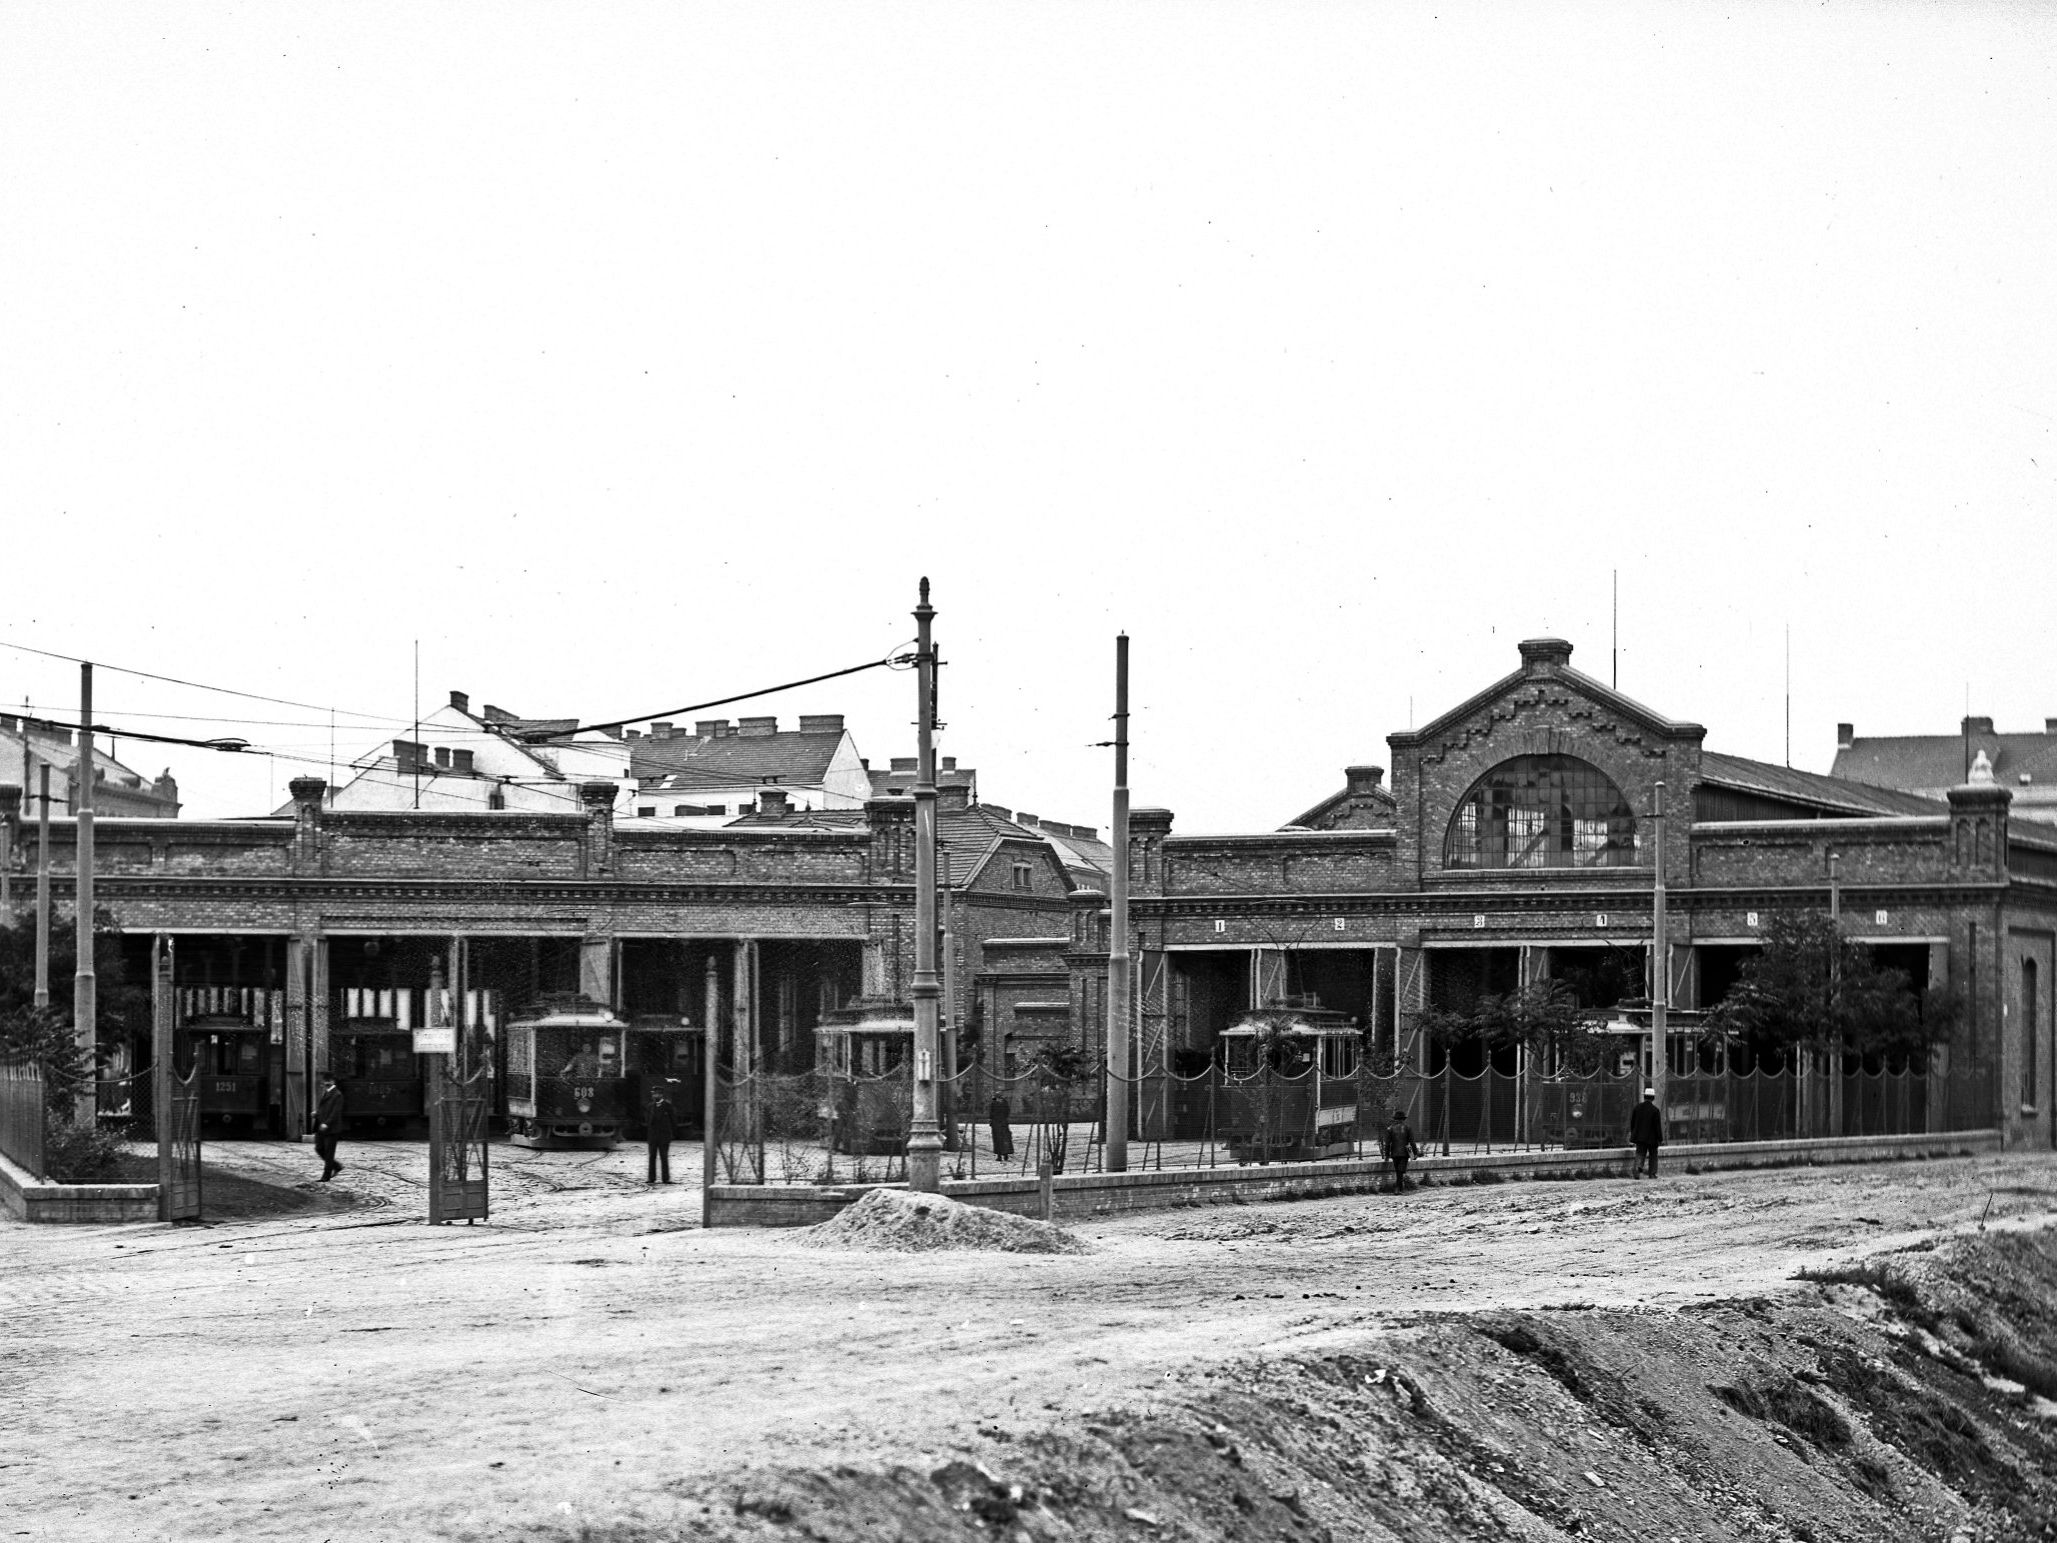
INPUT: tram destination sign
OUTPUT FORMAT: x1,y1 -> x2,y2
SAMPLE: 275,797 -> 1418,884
413,1027 -> 456,1054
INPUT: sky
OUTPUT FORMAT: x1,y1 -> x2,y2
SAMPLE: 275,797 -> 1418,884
3,2 -> 2052,829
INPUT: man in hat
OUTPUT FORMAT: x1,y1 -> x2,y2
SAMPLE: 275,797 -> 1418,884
314,1074 -> 347,1182
645,1089 -> 677,1184
1381,1107 -> 1423,1192
1629,1087 -> 1664,1178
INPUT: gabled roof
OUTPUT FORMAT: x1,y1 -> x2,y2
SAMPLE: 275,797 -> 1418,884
1832,731 -> 2057,794
1390,642 -> 1705,749
1697,752 -> 1947,819
632,730 -> 847,787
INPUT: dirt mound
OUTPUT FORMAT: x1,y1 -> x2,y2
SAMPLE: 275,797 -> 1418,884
798,1188 -> 1091,1254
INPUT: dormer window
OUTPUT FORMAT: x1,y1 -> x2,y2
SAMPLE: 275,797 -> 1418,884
1444,754 -> 1638,869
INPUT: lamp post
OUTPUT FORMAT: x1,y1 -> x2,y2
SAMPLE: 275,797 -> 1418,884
906,579 -> 944,1193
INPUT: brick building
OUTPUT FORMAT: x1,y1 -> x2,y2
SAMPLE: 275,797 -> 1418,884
1068,638 -> 2057,1151
1833,716 -> 2057,828
628,714 -> 870,825
0,760 -> 1104,1134
0,714 -> 180,819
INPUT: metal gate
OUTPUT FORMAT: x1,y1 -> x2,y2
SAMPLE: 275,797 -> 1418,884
428,1061 -> 491,1224
158,1064 -> 202,1222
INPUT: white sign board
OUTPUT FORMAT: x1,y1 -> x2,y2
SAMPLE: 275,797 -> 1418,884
413,1027 -> 456,1055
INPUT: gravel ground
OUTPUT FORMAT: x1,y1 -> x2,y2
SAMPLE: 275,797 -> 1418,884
4,1140 -> 2055,1541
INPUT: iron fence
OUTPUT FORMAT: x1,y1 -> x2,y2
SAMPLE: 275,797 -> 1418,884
703,1056 -> 1999,1187
0,1054 -> 47,1180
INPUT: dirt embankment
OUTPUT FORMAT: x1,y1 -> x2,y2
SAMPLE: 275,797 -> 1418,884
533,1229 -> 2057,1543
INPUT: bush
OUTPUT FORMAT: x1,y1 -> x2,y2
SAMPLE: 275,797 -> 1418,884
42,1118 -> 125,1182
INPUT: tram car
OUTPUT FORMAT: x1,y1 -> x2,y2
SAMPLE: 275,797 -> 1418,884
176,987 -> 288,1133
503,1002 -> 632,1148
625,1015 -> 704,1138
819,1000 -> 912,1155
1540,1008 -> 1722,1147
1215,1003 -> 1362,1163
330,987 -> 424,1128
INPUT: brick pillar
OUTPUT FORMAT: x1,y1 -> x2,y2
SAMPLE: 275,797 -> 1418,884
579,782 -> 616,878
288,778 -> 326,876
1950,773 -> 2012,1140
310,933 -> 331,1089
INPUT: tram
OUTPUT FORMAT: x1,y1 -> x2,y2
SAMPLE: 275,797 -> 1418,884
1215,1004 -> 1362,1162
331,988 -> 425,1130
176,987 -> 288,1133
625,1015 -> 704,1138
503,1002 -> 632,1148
818,1000 -> 912,1155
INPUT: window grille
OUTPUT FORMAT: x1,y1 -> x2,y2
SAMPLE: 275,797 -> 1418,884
1443,754 -> 1638,870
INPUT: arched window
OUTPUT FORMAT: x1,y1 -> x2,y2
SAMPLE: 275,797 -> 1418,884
1444,754 -> 1639,870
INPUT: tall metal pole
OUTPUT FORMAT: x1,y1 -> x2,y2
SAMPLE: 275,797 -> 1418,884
34,764 -> 51,1010
906,578 -> 944,1192
1106,634 -> 1132,1172
74,663 -> 96,1057
701,953 -> 720,1221
1650,781 -> 1668,1117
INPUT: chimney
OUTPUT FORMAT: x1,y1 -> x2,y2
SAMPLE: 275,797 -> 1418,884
798,714 -> 845,733
288,777 -> 327,872
481,705 -> 516,725
941,756 -> 956,771
938,783 -> 971,811
2046,719 -> 2057,736
738,716 -> 777,736
1963,715 -> 1995,736
1344,765 -> 1385,796
449,690 -> 469,714
758,788 -> 791,816
625,728 -> 641,741
1518,637 -> 1574,676
890,757 -> 917,773
695,719 -> 730,737
1836,723 -> 1854,750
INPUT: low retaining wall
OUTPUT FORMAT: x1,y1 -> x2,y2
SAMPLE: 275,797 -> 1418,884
0,1150 -> 159,1224
704,1129 -> 2005,1229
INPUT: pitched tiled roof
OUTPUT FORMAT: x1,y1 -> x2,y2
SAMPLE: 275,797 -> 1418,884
1698,752 -> 1947,818
631,730 -> 846,787
1832,732 -> 2057,795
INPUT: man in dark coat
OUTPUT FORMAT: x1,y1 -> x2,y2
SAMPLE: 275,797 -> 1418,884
646,1092 -> 676,1184
987,1094 -> 1014,1162
1629,1087 -> 1664,1178
1381,1108 -> 1422,1192
314,1075 -> 347,1182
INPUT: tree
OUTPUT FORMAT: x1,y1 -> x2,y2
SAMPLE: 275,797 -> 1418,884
1707,911 -> 1942,1062
1412,980 -> 1610,1070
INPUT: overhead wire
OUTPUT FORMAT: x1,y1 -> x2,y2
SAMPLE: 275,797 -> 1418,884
530,647 -> 919,741
0,638 -> 401,722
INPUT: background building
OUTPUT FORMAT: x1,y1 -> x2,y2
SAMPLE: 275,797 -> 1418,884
1833,716 -> 2057,827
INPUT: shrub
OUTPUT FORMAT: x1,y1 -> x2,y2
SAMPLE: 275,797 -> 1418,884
42,1118 -> 125,1182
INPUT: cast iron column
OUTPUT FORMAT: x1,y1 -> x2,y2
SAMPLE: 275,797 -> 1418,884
907,578 -> 944,1192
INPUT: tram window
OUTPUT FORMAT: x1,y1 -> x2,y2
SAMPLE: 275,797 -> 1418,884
208,1036 -> 261,1076
1321,1038 -> 1358,1078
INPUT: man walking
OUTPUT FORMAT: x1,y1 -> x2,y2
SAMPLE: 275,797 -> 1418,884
646,1089 -> 676,1184
1381,1107 -> 1422,1192
987,1093 -> 1014,1162
314,1074 -> 347,1182
1629,1086 -> 1664,1178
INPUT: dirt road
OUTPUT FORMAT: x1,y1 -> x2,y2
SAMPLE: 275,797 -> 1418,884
6,1145 -> 2056,1541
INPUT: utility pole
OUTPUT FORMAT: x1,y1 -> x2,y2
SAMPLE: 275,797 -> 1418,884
1106,633 -> 1132,1172
1650,781 -> 1668,1118
74,662 -> 96,1057
939,848 -> 958,1150
34,764 -> 51,1010
906,578 -> 944,1193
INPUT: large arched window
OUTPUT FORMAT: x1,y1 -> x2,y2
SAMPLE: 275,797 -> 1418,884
1444,754 -> 1639,870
